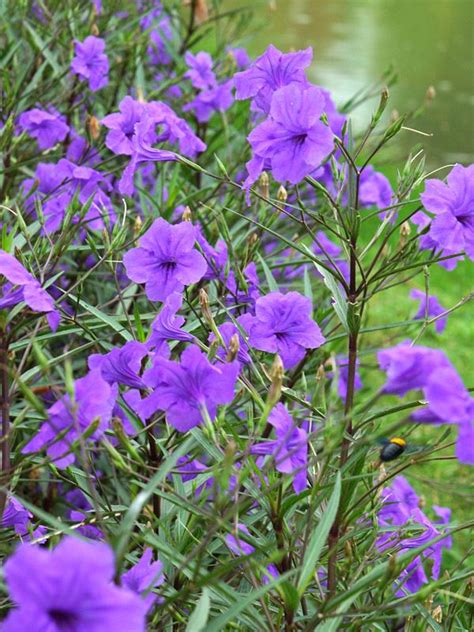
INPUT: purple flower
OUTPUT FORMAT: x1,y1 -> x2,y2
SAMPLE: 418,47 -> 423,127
137,345 -> 239,431
209,320 -> 251,365
184,80 -> 234,123
122,548 -> 165,611
410,289 -> 447,333
335,357 -> 363,400
241,291 -> 325,368
113,101 -> 206,195
413,365 -> 473,425
226,523 -> 279,583
70,36 -> 109,92
101,96 -> 146,155
234,44 -> 312,114
411,210 -> 464,270
184,51 -> 216,90
227,47 -> 251,69
23,369 -> 115,468
1,498 -> 32,537
251,404 -> 308,493
123,218 -> 207,302
0,250 -> 60,331
421,164 -> 474,261
147,291 -> 194,346
456,415 -> 474,465
246,84 -> 334,188
377,477 -> 452,596
377,342 -> 450,396
88,340 -> 149,389
2,537 -> 147,631
17,107 -> 69,149
65,488 -> 103,540
359,165 -> 393,209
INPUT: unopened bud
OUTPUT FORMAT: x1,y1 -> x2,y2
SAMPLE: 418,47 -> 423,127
248,232 -> 258,247
195,0 -> 209,24
259,171 -> 270,199
344,540 -> 353,562
136,86 -> 146,103
134,215 -> 143,235
390,109 -> 400,123
87,115 -> 100,140
199,288 -> 213,324
91,23 -> 99,36
400,221 -> 411,236
431,605 -> 442,624
277,185 -> 288,202
316,364 -> 326,381
425,85 -> 436,104
226,333 -> 240,362
267,355 -> 284,407
399,221 -> 411,245
182,205 -> 192,222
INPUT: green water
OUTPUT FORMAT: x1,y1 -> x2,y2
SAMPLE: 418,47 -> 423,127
226,0 -> 474,166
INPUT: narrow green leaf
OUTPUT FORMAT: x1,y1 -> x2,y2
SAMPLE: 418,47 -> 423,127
185,588 -> 211,632
313,262 -> 348,332
297,472 -> 341,596
257,253 -> 279,292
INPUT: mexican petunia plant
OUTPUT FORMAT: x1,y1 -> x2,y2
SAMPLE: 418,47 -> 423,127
0,1 -> 472,630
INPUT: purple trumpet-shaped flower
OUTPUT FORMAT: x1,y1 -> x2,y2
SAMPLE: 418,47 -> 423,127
111,100 -> 206,195
184,51 -> 216,90
358,165 -> 393,210
2,537 -> 147,632
70,36 -> 109,92
226,523 -> 279,583
122,548 -> 165,611
1,498 -> 33,537
376,476 -> 452,596
379,343 -> 474,465
133,345 -> 239,431
209,320 -> 251,365
411,210 -> 464,270
246,84 -> 334,189
88,340 -> 149,389
0,250 -> 60,331
234,44 -> 312,114
123,218 -> 207,302
147,291 -> 194,347
251,404 -> 308,493
241,291 -> 325,368
17,107 -> 69,149
101,96 -> 147,155
377,342 -> 450,396
410,289 -> 447,333
420,163 -> 474,261
184,79 -> 234,123
22,369 -> 116,468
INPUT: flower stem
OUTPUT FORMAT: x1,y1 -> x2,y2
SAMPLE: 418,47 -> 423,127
0,330 -> 10,518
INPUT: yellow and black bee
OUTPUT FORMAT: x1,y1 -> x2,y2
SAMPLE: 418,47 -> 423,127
379,437 -> 407,462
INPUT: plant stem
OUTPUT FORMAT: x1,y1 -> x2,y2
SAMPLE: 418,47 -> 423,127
0,330 -> 10,518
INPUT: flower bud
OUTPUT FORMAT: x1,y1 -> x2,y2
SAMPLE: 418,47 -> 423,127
390,109 -> 400,123
199,288 -> 213,325
182,205 -> 192,222
431,605 -> 442,624
316,364 -> 326,381
259,171 -> 270,199
87,115 -> 100,141
136,86 -> 145,103
91,23 -> 99,36
267,355 -> 284,407
226,333 -> 240,362
399,220 -> 411,246
277,185 -> 288,202
133,215 -> 142,236
425,85 -> 436,104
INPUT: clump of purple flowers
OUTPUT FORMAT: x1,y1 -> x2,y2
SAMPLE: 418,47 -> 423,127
2,537 -> 147,631
70,36 -> 109,92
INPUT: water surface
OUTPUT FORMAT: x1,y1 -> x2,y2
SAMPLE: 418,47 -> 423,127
226,0 -> 474,166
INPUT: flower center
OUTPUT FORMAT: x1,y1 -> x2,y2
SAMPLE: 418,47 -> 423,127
48,608 -> 77,631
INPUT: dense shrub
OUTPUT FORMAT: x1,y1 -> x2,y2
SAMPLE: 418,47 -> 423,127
0,1 -> 472,630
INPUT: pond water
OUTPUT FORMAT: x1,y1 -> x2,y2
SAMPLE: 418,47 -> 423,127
226,0 -> 474,166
